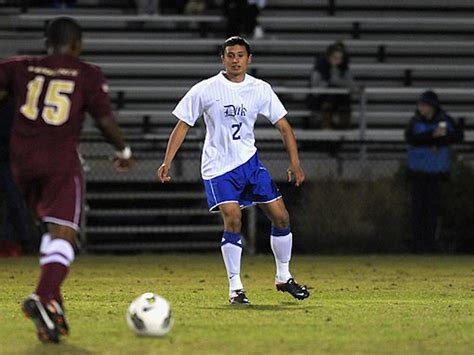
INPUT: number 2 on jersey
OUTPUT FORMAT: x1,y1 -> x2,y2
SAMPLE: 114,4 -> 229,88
232,122 -> 243,140
20,75 -> 75,126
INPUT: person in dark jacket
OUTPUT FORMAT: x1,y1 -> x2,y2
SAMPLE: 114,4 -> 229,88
405,90 -> 463,253
309,41 -> 357,129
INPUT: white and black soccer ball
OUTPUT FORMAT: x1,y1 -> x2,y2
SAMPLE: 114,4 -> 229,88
126,292 -> 174,336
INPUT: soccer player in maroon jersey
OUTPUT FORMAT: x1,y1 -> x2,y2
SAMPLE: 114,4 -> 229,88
0,17 -> 133,343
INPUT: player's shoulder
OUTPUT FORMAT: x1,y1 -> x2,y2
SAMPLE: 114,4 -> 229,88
188,75 -> 218,95
0,55 -> 37,66
246,74 -> 272,91
77,59 -> 105,76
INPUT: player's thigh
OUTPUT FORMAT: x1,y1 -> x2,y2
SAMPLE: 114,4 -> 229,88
258,198 -> 290,228
218,202 -> 243,232
203,171 -> 245,213
11,162 -> 43,217
40,171 -> 84,233
247,160 -> 281,204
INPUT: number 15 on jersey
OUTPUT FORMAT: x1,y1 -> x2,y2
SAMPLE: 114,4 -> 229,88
20,75 -> 75,126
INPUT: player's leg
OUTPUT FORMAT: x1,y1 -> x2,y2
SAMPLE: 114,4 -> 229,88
218,203 -> 249,304
259,199 -> 310,300
22,224 -> 75,342
258,198 -> 292,281
203,169 -> 250,304
21,172 -> 82,342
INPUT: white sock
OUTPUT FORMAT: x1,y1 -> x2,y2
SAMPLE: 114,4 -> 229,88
39,233 -> 52,256
270,226 -> 293,282
221,232 -> 243,294
40,238 -> 75,267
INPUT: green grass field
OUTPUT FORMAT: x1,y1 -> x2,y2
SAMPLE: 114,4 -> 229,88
1,254 -> 473,354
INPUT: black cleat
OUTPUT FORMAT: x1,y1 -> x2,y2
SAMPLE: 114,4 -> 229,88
48,300 -> 69,337
229,289 -> 250,305
21,294 -> 59,343
276,278 -> 310,300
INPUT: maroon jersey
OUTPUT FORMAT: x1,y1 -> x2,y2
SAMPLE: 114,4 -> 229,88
0,54 -> 113,228
0,54 -> 112,142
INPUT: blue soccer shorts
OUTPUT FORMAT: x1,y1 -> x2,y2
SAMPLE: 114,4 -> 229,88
203,153 -> 282,213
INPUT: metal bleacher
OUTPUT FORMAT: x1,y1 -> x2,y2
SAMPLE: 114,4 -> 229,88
1,0 -> 474,251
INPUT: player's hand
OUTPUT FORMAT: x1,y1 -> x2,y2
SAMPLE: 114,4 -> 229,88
287,162 -> 304,187
113,146 -> 134,173
157,163 -> 171,183
113,156 -> 134,173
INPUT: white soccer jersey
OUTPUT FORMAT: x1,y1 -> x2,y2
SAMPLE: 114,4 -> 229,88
172,71 -> 288,179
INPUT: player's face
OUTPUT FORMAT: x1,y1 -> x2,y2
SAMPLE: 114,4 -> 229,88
222,45 -> 252,80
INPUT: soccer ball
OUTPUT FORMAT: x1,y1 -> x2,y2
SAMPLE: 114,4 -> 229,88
126,292 -> 174,336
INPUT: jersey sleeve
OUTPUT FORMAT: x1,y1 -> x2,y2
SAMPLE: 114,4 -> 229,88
259,83 -> 288,125
172,82 -> 204,127
84,66 -> 113,120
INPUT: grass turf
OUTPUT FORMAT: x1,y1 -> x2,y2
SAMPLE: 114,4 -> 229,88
0,254 -> 473,354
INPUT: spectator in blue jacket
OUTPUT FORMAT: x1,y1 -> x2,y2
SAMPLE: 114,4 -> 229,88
405,90 -> 463,253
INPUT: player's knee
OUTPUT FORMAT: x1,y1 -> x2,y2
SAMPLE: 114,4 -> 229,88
271,211 -> 290,229
221,211 -> 242,232
224,216 -> 242,232
48,224 -> 77,246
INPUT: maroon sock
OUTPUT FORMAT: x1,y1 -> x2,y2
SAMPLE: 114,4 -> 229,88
35,263 -> 69,305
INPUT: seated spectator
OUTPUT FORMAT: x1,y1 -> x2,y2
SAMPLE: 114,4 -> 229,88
135,0 -> 159,15
405,90 -> 464,253
185,0 -> 208,14
247,0 -> 266,39
46,0 -> 77,9
309,41 -> 357,129
223,0 -> 266,38
223,0 -> 247,37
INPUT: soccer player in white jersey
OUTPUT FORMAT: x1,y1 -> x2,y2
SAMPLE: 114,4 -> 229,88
157,36 -> 309,304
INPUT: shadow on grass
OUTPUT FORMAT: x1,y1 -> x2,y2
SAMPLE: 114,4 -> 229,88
199,303 -> 320,311
28,342 -> 93,354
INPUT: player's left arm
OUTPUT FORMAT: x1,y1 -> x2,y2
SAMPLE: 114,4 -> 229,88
85,66 -> 133,172
274,117 -> 304,187
95,114 -> 133,172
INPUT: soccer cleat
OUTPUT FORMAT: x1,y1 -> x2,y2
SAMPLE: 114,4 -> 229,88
48,300 -> 70,336
276,278 -> 310,300
21,294 -> 59,343
229,289 -> 250,305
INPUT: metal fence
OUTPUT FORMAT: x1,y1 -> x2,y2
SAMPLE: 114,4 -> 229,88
76,129 -> 474,254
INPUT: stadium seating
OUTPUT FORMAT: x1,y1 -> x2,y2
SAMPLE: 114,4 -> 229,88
1,0 -> 473,251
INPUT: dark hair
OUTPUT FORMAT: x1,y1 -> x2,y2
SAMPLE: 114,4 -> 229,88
221,36 -> 251,56
315,41 -> 350,80
45,17 -> 82,50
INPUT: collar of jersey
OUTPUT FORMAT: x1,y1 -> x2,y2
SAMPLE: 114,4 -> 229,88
218,71 -> 249,88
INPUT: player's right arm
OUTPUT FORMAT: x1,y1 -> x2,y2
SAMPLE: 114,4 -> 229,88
159,80 -> 204,182
157,120 -> 191,183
